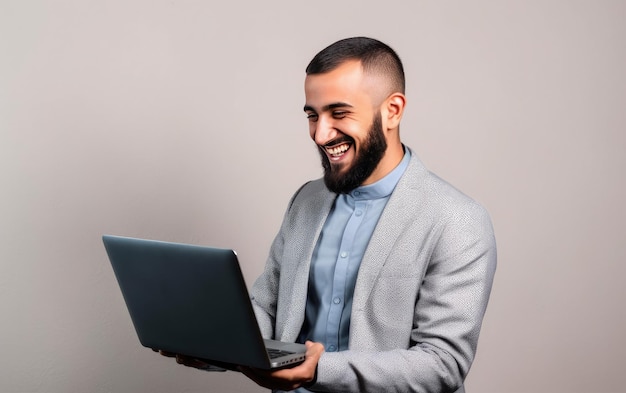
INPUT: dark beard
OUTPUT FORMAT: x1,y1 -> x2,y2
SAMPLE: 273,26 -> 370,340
318,113 -> 387,194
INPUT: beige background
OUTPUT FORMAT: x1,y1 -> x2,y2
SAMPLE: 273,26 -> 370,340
1,1 -> 624,392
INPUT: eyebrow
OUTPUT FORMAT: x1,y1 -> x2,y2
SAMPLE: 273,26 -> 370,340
303,102 -> 354,113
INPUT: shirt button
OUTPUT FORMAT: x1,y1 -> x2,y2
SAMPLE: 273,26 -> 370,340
353,191 -> 361,197
355,210 -> 362,216
333,297 -> 341,304
340,251 -> 348,258
328,345 -> 337,352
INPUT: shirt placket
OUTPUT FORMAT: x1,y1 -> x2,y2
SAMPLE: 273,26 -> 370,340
325,198 -> 367,352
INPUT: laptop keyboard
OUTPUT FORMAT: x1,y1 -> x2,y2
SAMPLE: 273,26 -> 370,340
267,348 -> 294,359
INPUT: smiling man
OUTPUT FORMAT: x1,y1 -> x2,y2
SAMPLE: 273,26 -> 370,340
243,37 -> 497,393
172,37 -> 497,393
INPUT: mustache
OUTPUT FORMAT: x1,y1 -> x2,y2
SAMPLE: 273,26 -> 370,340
320,136 -> 354,148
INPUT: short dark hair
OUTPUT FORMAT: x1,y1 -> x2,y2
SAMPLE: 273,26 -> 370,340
306,37 -> 405,95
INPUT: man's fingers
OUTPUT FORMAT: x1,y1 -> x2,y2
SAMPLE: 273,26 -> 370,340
238,341 -> 325,390
239,367 -> 301,391
305,341 -> 324,360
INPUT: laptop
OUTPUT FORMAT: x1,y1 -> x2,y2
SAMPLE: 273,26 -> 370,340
103,234 -> 306,370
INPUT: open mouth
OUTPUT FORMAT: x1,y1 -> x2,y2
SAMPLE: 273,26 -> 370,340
324,140 -> 353,160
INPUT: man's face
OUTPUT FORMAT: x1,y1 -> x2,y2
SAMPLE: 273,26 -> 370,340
317,112 -> 386,194
304,60 -> 388,194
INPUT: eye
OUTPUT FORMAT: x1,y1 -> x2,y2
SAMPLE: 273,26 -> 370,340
332,111 -> 348,119
306,113 -> 318,122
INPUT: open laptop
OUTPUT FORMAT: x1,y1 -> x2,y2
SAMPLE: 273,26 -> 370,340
103,235 -> 306,370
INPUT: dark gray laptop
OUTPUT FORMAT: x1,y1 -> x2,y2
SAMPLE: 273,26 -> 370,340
103,235 -> 306,370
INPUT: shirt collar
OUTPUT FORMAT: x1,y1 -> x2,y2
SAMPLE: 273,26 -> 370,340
348,146 -> 411,201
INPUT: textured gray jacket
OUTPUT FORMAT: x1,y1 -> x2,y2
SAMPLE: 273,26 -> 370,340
251,150 -> 497,393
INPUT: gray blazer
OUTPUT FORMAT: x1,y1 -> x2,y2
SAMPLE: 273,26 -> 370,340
251,150 -> 497,393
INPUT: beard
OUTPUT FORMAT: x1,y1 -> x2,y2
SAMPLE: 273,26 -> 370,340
318,112 -> 387,194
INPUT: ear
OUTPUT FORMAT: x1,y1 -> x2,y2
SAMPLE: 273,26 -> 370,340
383,93 -> 406,130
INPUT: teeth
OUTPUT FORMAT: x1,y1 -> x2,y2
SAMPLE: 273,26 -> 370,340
326,143 -> 350,156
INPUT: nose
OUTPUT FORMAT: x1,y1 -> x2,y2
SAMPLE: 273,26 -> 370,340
312,115 -> 337,146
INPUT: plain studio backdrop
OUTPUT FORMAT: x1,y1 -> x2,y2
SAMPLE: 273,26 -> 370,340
1,1 -> 624,392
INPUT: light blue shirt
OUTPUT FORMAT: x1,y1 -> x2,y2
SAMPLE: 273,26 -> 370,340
298,148 -> 411,352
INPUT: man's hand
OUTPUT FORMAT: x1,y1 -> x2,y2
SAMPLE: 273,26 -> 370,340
239,341 -> 324,391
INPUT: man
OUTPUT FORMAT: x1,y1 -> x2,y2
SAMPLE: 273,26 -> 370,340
174,37 -> 496,393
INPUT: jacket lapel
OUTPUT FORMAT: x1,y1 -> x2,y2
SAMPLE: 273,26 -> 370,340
280,183 -> 336,341
352,155 -> 426,312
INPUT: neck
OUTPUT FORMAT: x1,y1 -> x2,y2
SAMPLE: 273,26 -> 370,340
362,142 -> 405,186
